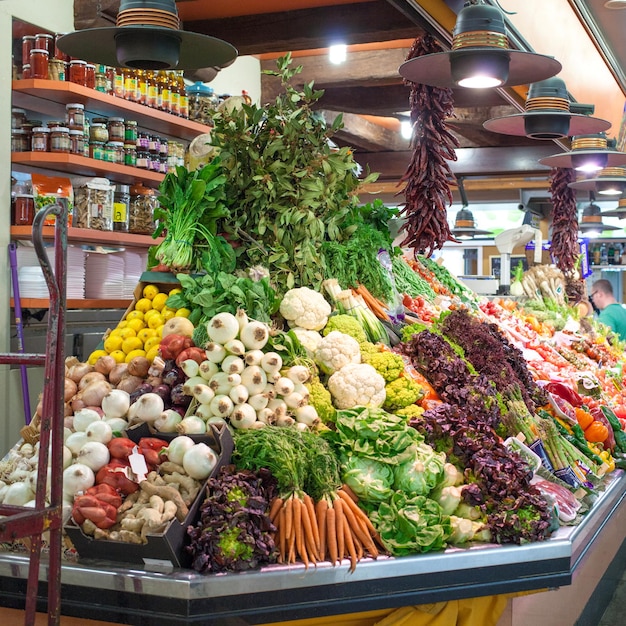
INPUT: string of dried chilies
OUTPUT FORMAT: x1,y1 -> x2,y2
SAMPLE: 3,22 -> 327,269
398,34 -> 459,256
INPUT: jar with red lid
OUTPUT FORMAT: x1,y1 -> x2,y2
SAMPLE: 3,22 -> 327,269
69,59 -> 87,86
50,127 -> 71,153
34,33 -> 54,55
22,36 -> 35,65
30,49 -> 49,79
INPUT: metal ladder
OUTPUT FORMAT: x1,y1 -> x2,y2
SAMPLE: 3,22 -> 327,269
0,201 -> 67,626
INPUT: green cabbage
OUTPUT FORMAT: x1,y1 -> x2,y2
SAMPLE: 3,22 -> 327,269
392,442 -> 446,496
341,455 -> 394,503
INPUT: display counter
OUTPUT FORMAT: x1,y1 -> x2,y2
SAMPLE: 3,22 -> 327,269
1,471 -> 624,626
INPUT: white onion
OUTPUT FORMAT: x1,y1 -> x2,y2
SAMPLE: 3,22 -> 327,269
101,389 -> 131,419
128,392 -> 164,423
72,408 -> 101,432
181,359 -> 200,378
176,416 -> 207,435
207,312 -> 240,344
85,420 -> 113,444
62,463 -> 95,496
3,482 -> 35,506
63,445 -> 73,469
164,435 -> 195,465
104,417 -> 129,433
77,441 -> 110,471
154,409 -> 183,433
65,431 -> 90,455
182,443 -> 219,480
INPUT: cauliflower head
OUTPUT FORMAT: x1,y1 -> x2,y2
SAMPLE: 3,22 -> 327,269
327,363 -> 386,409
323,315 -> 368,344
280,287 -> 331,331
362,349 -> 405,382
314,331 -> 361,375
383,376 -> 423,411
291,327 -> 324,357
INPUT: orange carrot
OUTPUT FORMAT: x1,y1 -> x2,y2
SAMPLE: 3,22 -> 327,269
342,511 -> 358,572
334,498 -> 345,563
293,496 -> 304,564
278,505 -> 287,563
338,493 -> 378,558
300,498 -> 318,564
269,496 -> 284,524
316,499 -> 328,562
303,493 -> 320,555
337,489 -> 376,535
326,505 -> 338,565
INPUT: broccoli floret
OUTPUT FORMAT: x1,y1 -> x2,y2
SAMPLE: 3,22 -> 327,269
323,314 -> 368,344
306,378 -> 336,423
362,348 -> 406,382
383,376 -> 423,411
395,404 -> 425,420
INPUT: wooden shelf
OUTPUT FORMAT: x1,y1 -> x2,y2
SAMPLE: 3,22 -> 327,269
10,226 -> 160,247
11,152 -> 164,188
12,79 -> 210,141
11,298 -> 131,310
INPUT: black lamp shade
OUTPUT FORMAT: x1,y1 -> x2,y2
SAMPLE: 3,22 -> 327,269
450,50 -> 510,88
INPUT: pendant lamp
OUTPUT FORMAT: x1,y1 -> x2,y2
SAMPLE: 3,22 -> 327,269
451,178 -> 493,239
398,1 -> 561,88
483,77 -> 610,139
578,193 -> 620,237
601,195 -> 626,218
569,167 -> 626,196
56,0 -> 237,71
539,134 -> 626,174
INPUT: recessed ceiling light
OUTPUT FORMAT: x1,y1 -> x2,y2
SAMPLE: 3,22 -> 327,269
328,44 -> 347,65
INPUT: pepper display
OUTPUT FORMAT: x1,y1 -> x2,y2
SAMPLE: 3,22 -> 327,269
549,167 -> 579,275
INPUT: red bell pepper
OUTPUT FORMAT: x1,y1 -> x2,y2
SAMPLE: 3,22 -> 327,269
96,459 -> 139,495
107,437 -> 137,460
159,334 -> 194,360
175,346 -> 207,367
589,406 -> 616,452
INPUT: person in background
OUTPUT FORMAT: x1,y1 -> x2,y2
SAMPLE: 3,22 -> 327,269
590,279 -> 626,341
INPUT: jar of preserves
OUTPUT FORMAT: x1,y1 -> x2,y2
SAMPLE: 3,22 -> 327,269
69,59 -> 87,86
13,194 -> 35,226
105,141 -> 125,164
74,177 -> 114,230
69,129 -> 85,155
54,33 -> 70,62
34,33 -> 54,55
159,138 -> 169,157
89,141 -> 105,160
22,64 -> 31,79
107,117 -> 125,142
129,183 -> 158,234
48,58 -> 66,81
47,120 -> 63,129
11,129 -> 29,153
188,81 -> 218,125
95,72 -> 108,92
90,123 -> 109,143
124,120 -> 138,143
113,184 -> 130,232
31,127 -> 50,152
22,36 -> 35,64
124,143 -> 136,167
66,103 -> 85,131
12,108 -> 27,129
50,127 -> 71,153
136,149 -> 150,170
85,63 -> 96,89
148,134 -> 161,155
136,132 -> 149,150
30,49 -> 49,79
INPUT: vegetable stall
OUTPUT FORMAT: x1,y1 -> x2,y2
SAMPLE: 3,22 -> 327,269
1,54 -> 626,626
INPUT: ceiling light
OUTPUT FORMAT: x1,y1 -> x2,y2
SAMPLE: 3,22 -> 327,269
539,134 -> 626,172
579,193 -> 620,235
451,177 -> 493,239
483,77 -> 611,139
328,44 -> 347,65
569,167 -> 626,195
398,1 -> 561,89
601,195 -> 626,218
56,0 -> 237,70
400,120 -> 413,140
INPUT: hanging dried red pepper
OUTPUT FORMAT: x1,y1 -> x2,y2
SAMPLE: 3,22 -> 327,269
397,34 -> 459,256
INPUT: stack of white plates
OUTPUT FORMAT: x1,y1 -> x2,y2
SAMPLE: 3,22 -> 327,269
123,249 -> 148,298
84,251 -> 125,299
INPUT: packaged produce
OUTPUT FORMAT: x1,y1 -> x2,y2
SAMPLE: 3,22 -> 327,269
73,177 -> 114,230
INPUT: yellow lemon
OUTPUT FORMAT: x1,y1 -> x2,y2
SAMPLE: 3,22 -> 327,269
169,287 -> 182,296
103,335 -> 124,353
175,307 -> 191,318
117,320 -> 128,329
162,307 -> 176,321
88,349 -> 108,365
125,348 -> 147,363
122,336 -> 144,354
145,345 -> 160,362
108,327 -> 124,338
134,297 -> 153,314
126,318 -> 146,333
110,350 -> 127,364
137,328 -> 157,344
151,293 -> 169,311
126,310 -> 145,322
144,335 -> 161,352
142,284 -> 159,300
118,327 -> 137,340
147,312 -> 165,329
156,324 -> 165,337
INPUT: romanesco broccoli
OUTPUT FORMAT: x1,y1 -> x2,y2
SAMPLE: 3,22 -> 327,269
383,376 -> 423,411
323,314 -> 368,344
306,378 -> 336,423
395,404 -> 425,420
362,349 -> 406,382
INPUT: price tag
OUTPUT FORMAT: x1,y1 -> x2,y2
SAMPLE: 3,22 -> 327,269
128,445 -> 149,482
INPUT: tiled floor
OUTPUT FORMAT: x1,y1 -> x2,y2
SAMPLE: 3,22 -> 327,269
597,567 -> 626,626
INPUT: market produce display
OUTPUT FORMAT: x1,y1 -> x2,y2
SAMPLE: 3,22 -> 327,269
2,55 -> 626,582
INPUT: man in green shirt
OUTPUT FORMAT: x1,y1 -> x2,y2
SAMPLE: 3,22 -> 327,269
590,279 -> 626,341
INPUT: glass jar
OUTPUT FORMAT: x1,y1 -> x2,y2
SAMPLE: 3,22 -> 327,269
69,129 -> 85,155
12,108 -> 27,129
105,141 -> 125,164
48,58 -> 66,81
124,120 -> 138,143
11,129 -> 29,153
22,36 -> 35,65
85,63 -> 96,89
34,33 -> 54,55
69,59 -> 87,86
107,117 -> 125,142
66,103 -> 85,131
89,141 -> 105,160
50,127 -> 71,153
148,135 -> 161,155
136,149 -> 150,170
31,127 -> 50,152
30,49 -> 49,79
22,64 -> 31,79
13,194 -> 35,226
124,143 -> 137,167
187,81 -> 218,125
159,138 -> 169,157
129,184 -> 158,234
74,178 -> 114,230
90,123 -> 109,143
54,33 -> 70,62
113,184 -> 130,232
136,132 -> 149,150
95,72 -> 108,92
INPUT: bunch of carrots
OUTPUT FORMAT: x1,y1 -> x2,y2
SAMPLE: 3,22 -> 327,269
269,486 -> 382,571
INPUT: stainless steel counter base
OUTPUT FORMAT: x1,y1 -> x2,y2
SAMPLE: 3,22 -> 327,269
1,472 -> 624,625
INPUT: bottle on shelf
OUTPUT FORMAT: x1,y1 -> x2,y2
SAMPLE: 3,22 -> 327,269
607,242 -> 615,265
178,72 -> 188,118
600,242 -> 609,265
169,71 -> 180,117
157,70 -> 170,113
614,242 -> 622,265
